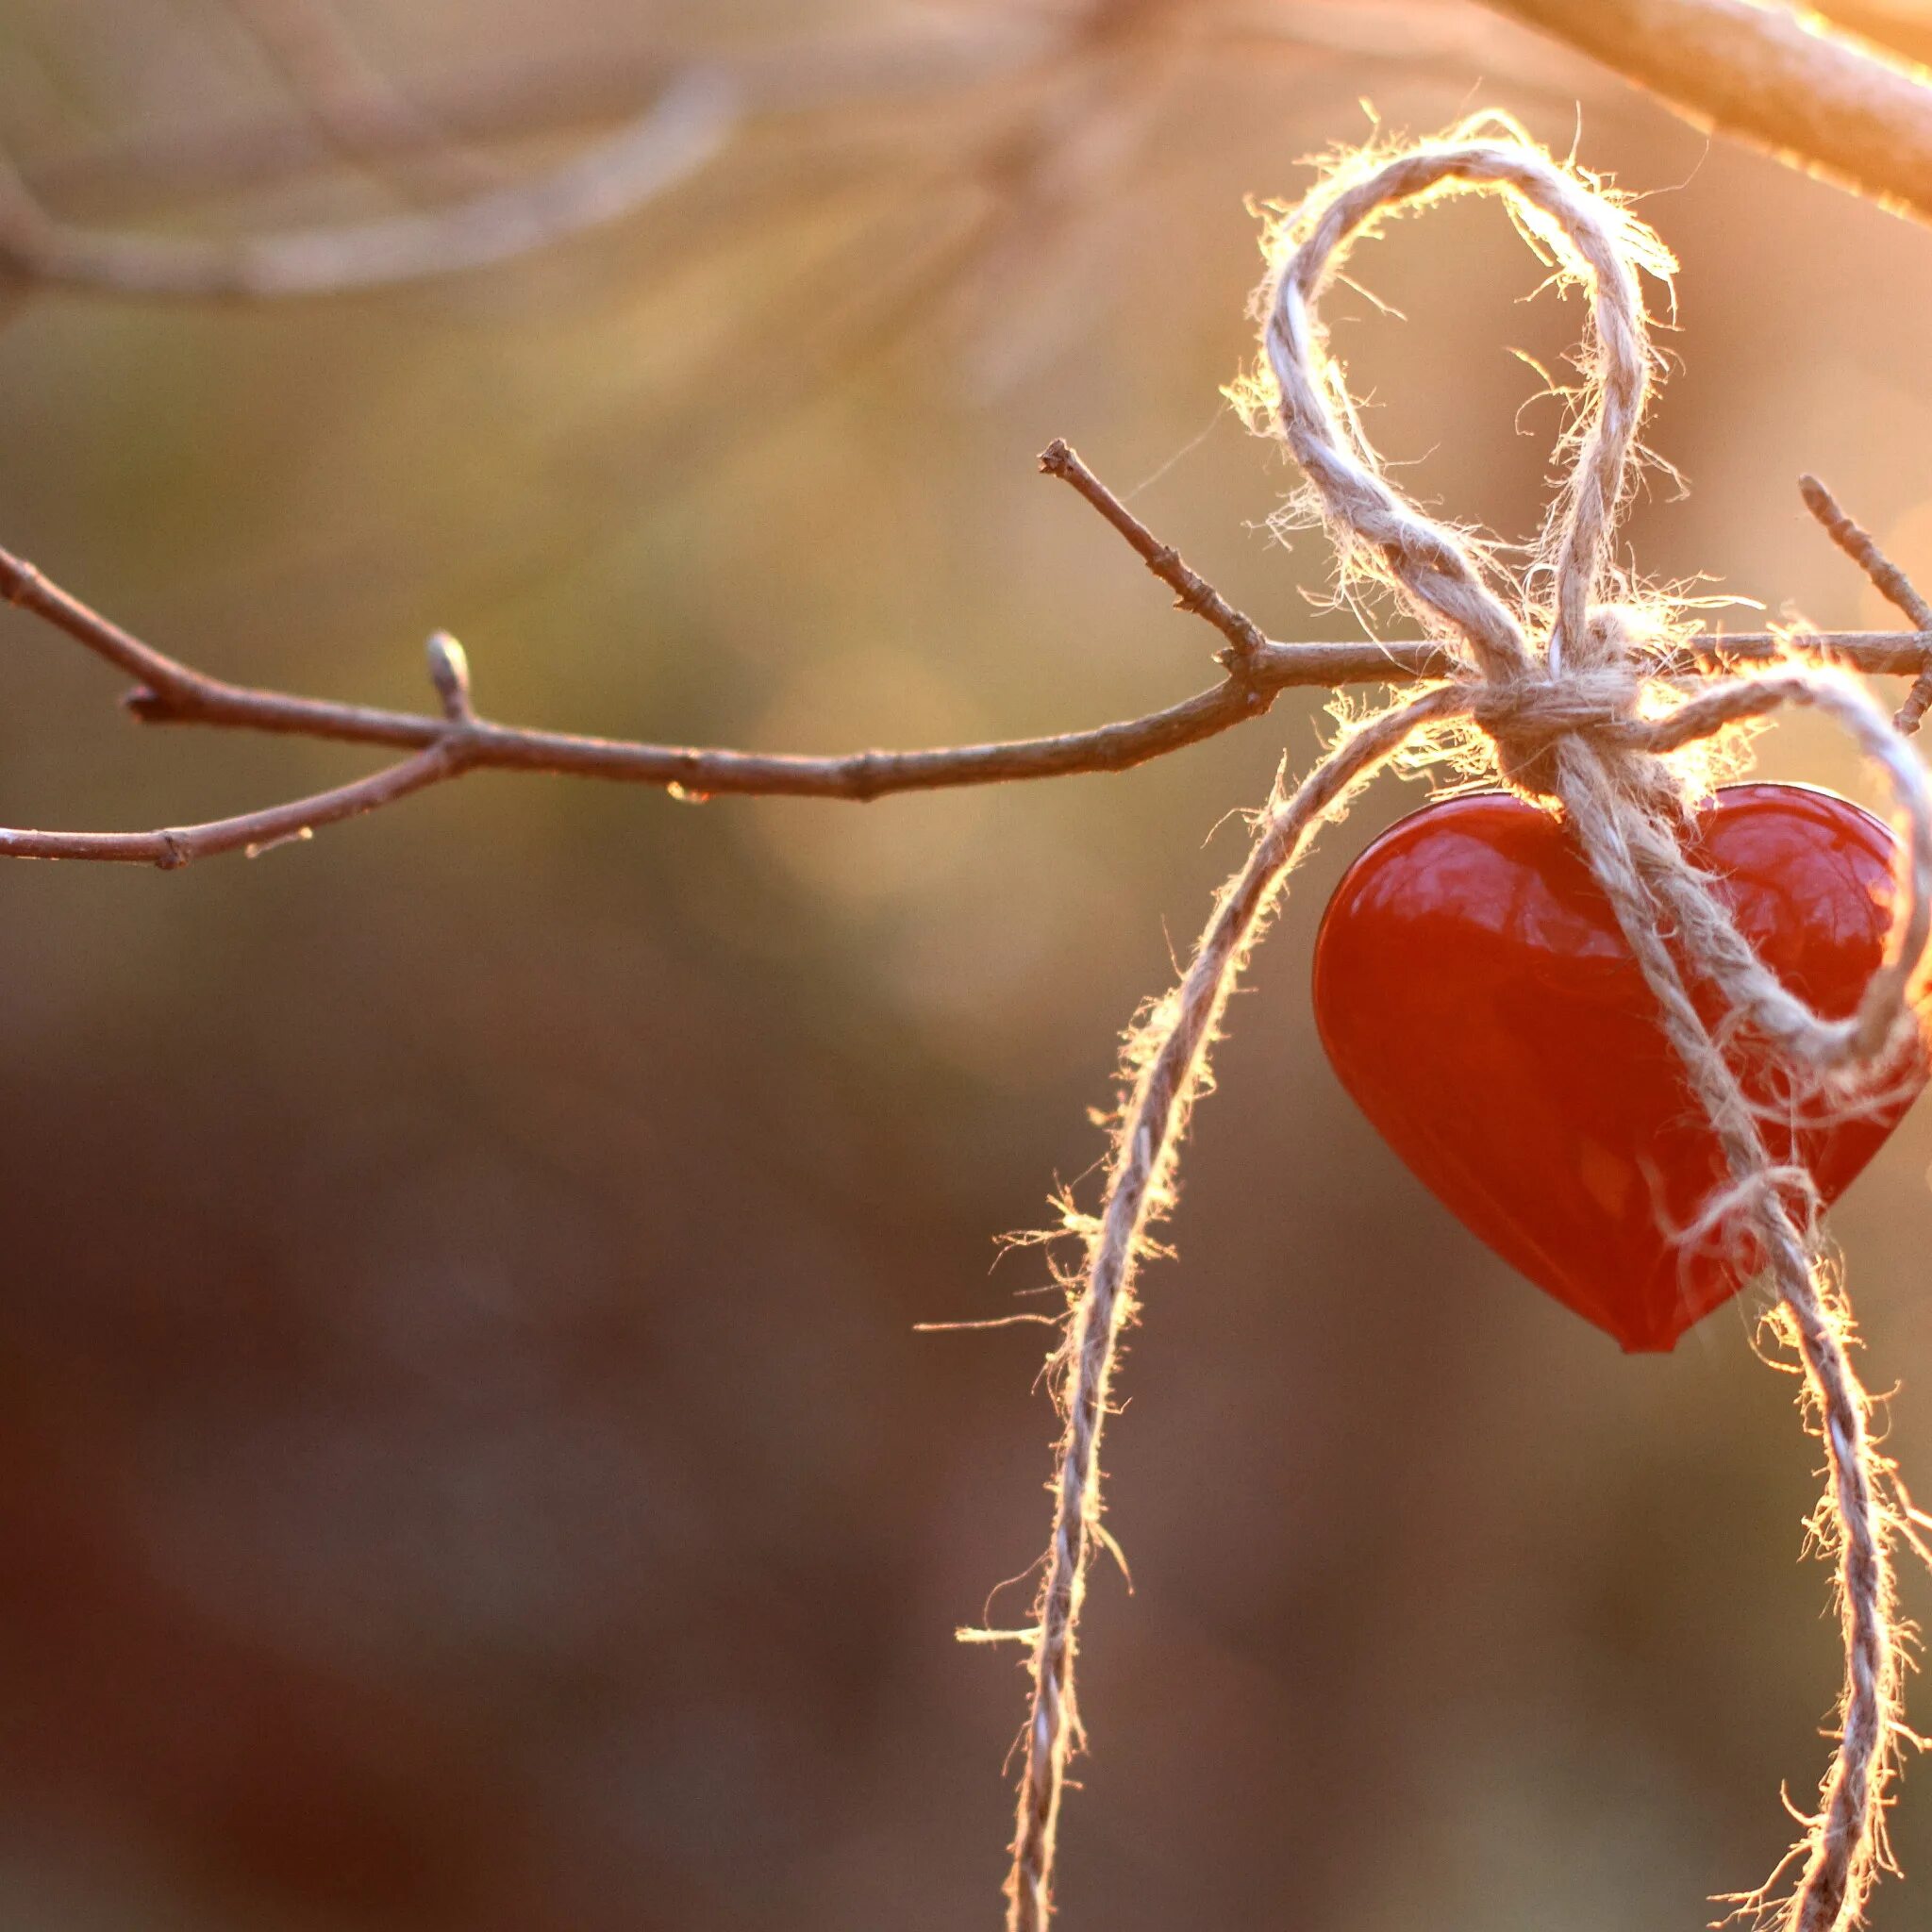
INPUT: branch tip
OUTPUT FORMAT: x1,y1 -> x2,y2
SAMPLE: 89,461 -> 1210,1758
1799,474 -> 1932,729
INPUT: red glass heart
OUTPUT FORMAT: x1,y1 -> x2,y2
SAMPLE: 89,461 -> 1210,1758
1311,782 -> 1929,1352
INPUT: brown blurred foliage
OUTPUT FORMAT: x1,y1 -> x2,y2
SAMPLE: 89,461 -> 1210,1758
3,2 -> 1932,1927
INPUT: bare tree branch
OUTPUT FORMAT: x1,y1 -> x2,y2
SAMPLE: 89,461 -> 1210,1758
1483,0 -> 1932,223
0,447 -> 1925,865
0,68 -> 735,299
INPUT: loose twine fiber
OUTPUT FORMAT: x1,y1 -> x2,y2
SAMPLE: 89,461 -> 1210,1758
1001,125 -> 1932,1932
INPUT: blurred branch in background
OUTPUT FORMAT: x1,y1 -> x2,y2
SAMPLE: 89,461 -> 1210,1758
0,6 -> 1112,299
0,2 -> 1926,316
0,0 -> 1923,608
0,67 -> 737,299
215,0 -> 504,200
2,444 -> 1928,864
0,5 -> 1489,210
1489,0 -> 1932,222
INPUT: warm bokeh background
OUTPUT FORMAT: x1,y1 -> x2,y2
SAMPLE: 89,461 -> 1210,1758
4,3 -> 1932,1927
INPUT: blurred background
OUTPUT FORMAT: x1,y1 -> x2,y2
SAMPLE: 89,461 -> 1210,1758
4,2 -> 1932,1927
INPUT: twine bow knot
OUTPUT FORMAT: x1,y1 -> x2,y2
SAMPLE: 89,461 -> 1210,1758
1471,648 -> 1648,800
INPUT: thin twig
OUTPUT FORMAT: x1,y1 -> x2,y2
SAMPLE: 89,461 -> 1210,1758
1800,475 -> 1932,630
1799,473 -> 1932,735
1038,438 -> 1269,676
0,744 -> 465,869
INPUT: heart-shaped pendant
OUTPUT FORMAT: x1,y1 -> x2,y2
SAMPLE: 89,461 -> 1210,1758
1312,782 -> 1929,1351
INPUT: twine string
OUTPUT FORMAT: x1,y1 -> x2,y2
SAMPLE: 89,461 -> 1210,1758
1002,680 -> 1468,1932
1002,126 -> 1932,1932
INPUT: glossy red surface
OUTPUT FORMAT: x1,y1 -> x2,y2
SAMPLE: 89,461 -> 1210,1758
1312,783 -> 1929,1352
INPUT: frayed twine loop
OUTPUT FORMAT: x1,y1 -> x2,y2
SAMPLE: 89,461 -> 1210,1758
1005,120 -> 1932,1932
